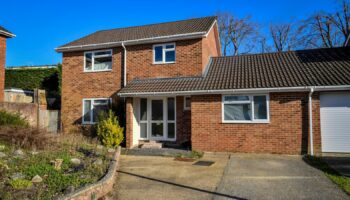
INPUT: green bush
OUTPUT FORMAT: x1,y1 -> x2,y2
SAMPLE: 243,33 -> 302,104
96,110 -> 124,148
9,179 -> 33,189
0,110 -> 29,127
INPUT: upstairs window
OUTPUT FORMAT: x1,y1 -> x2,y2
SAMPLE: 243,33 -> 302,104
222,95 -> 269,123
84,50 -> 112,72
153,43 -> 176,64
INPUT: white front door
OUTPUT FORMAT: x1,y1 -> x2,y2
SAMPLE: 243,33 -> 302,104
320,92 -> 350,153
139,97 -> 176,141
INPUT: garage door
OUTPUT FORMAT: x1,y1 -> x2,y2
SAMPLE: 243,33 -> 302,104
320,92 -> 350,153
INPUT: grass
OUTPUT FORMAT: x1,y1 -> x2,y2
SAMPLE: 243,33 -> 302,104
175,150 -> 204,159
304,155 -> 350,195
0,136 -> 111,200
0,110 -> 29,127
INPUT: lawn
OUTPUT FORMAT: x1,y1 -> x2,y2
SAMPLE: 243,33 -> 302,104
304,155 -> 350,196
0,133 -> 112,200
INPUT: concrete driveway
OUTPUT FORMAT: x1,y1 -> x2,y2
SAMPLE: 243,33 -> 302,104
107,154 -> 349,200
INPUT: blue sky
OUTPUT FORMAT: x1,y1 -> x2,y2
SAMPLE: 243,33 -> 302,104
0,0 -> 339,67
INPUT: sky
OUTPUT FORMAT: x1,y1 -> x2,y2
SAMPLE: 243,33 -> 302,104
0,0 -> 340,67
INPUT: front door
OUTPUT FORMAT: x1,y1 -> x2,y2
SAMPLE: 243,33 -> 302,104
150,99 -> 164,139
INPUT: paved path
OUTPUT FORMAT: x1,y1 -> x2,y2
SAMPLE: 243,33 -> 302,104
107,154 -> 349,200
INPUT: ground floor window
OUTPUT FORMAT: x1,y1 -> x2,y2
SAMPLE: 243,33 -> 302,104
139,97 -> 176,141
82,98 -> 111,124
222,94 -> 269,123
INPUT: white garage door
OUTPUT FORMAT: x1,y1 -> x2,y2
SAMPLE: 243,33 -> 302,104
320,92 -> 350,153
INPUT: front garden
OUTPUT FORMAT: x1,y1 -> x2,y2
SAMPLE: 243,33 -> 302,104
0,109 -> 123,199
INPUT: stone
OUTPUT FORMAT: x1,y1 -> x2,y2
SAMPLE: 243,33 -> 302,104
14,149 -> 25,157
64,186 -> 75,194
93,158 -> 103,166
30,151 -> 39,155
31,175 -> 43,183
70,158 -> 81,166
0,152 -> 6,158
108,148 -> 115,153
10,172 -> 25,180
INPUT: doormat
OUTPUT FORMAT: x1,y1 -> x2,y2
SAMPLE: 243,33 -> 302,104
193,161 -> 215,166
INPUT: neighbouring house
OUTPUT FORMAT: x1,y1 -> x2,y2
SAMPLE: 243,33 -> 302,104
0,26 -> 15,102
56,16 -> 350,155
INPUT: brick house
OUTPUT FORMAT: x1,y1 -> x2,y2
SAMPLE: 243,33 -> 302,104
56,16 -> 350,155
0,26 -> 15,102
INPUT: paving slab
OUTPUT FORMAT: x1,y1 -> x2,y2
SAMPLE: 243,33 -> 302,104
214,154 -> 349,200
107,153 -> 229,200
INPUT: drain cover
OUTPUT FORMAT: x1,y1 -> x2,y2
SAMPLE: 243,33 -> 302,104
193,160 -> 215,166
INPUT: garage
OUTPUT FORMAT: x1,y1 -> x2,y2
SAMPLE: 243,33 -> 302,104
320,92 -> 350,153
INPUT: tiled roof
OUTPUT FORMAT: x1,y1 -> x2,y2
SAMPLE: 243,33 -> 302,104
0,26 -> 15,38
57,16 -> 216,52
119,47 -> 350,95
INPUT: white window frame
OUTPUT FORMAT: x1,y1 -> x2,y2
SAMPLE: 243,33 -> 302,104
222,94 -> 270,123
138,97 -> 176,141
84,49 -> 113,72
184,96 -> 191,110
153,43 -> 176,64
82,98 -> 111,124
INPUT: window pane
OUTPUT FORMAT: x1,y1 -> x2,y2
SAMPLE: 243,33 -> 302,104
185,97 -> 191,109
224,96 -> 249,102
85,53 -> 92,71
152,100 -> 163,120
93,104 -> 108,122
140,98 -> 147,121
167,98 -> 175,121
154,46 -> 163,62
140,123 -> 147,138
94,56 -> 112,70
83,100 -> 91,122
151,123 -> 163,137
94,51 -> 111,56
254,96 -> 267,120
166,44 -> 174,49
165,50 -> 175,62
224,104 -> 251,121
168,123 -> 175,138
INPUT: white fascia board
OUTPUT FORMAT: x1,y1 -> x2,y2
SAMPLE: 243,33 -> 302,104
56,32 -> 207,52
118,85 -> 350,97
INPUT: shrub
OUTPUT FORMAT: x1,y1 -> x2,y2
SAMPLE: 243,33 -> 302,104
96,110 -> 124,148
0,127 -> 54,150
0,110 -> 29,127
9,179 -> 33,189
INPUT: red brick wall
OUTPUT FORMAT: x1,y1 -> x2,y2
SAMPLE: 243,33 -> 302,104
202,23 -> 221,70
125,97 -> 133,148
191,93 -> 320,154
0,36 -> 6,102
61,48 -> 123,132
126,39 -> 203,82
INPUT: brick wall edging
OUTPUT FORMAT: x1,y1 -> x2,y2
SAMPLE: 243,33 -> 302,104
57,146 -> 121,200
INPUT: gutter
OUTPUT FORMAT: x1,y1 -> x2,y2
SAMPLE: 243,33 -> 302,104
121,42 -> 127,87
0,30 -> 16,38
118,85 -> 350,97
55,32 -> 206,52
309,87 -> 314,156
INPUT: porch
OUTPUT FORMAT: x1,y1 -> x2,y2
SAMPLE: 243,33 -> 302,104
125,96 -> 191,149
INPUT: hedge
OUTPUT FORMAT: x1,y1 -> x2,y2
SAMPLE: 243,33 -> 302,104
5,67 -> 59,91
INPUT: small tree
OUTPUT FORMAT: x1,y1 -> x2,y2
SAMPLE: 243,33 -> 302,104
96,110 -> 124,148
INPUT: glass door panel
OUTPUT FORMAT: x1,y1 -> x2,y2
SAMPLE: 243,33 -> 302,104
151,99 -> 164,138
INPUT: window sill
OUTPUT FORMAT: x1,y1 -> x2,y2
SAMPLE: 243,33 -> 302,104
152,62 -> 176,65
84,69 -> 112,73
82,122 -> 96,125
222,121 -> 270,124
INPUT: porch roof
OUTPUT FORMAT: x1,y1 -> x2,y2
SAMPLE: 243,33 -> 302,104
119,47 -> 350,96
